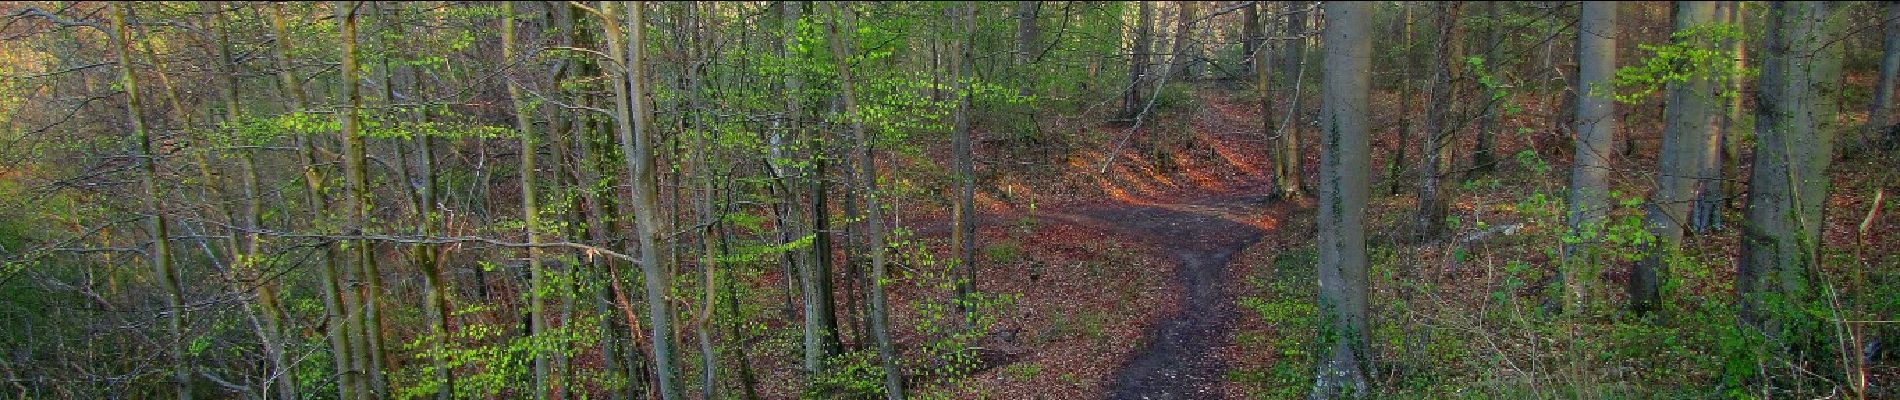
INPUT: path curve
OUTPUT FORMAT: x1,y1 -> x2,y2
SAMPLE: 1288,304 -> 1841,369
1071,194 -> 1273,399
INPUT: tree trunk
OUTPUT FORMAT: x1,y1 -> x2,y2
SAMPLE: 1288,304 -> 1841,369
1389,2 -> 1414,196
1273,1 -> 1309,200
1561,1 -> 1616,311
1871,1 -> 1900,149
113,5 -> 192,399
1634,1 -> 1718,314
1242,3 -> 1260,76
602,2 -> 680,398
1015,1 -> 1040,66
1471,1 -> 1502,175
1312,3 -> 1372,397
1256,2 -> 1275,179
1695,1 -> 1747,233
952,0 -> 980,328
1739,0 -> 1838,340
1414,1 -> 1463,242
501,3 -> 553,397
1167,1 -> 1200,81
827,3 -> 906,397
269,4 -> 363,397
1122,1 -> 1155,120
208,3 -> 299,398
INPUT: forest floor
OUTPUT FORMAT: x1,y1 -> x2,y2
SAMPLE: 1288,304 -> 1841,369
887,87 -> 1298,399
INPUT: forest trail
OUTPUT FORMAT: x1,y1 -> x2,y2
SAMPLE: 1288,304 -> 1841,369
1077,192 -> 1273,399
994,186 -> 1280,399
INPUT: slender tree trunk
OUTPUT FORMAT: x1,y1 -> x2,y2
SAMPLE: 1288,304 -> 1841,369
1274,2 -> 1309,200
1256,2 -> 1275,176
113,5 -> 191,399
1243,3 -> 1260,76
1389,2 -> 1414,196
1471,1 -> 1503,175
210,3 -> 298,397
1313,3 -> 1372,397
269,4 -> 363,397
1696,1 -> 1747,233
952,1 -> 980,327
1414,1 -> 1463,242
336,3 -> 392,397
1634,1 -> 1718,314
1166,1 -> 1200,81
1561,1 -> 1617,312
827,3 -> 906,397
501,3 -> 553,397
1871,1 -> 1900,149
1122,1 -> 1155,120
604,2 -> 680,398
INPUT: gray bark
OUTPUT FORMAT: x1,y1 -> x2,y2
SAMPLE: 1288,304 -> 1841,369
1562,1 -> 1616,310
603,2 -> 680,398
1634,1 -> 1718,314
1739,1 -> 1838,334
1312,2 -> 1371,398
1273,2 -> 1309,200
1872,1 -> 1900,148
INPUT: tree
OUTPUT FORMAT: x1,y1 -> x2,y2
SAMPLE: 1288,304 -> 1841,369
500,2 -> 553,397
1122,1 -> 1155,120
1165,1 -> 1200,80
1693,0 -> 1747,233
1739,0 -> 1839,343
1413,1 -> 1463,241
113,4 -> 191,398
1561,1 -> 1617,311
1272,1 -> 1309,200
826,3 -> 906,397
602,1 -> 679,398
1633,1 -> 1718,315
1870,1 -> 1900,149
1313,2 -> 1372,397
1471,1 -> 1503,175
952,1 -> 980,326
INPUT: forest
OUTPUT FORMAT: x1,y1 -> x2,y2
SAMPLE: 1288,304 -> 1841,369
0,1 -> 1896,399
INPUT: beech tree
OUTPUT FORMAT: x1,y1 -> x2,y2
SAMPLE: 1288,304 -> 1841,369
1313,2 -> 1371,397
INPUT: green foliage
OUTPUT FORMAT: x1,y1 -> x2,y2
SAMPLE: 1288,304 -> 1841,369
1612,21 -> 1752,104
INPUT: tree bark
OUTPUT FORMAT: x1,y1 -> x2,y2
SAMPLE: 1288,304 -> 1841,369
501,3 -> 553,397
1739,1 -> 1838,338
1122,1 -> 1155,120
1272,1 -> 1309,200
827,3 -> 906,397
1561,1 -> 1616,311
952,1 -> 980,327
1414,1 -> 1463,242
602,2 -> 680,398
1871,1 -> 1900,149
1471,1 -> 1503,175
113,5 -> 192,399
335,2 -> 392,397
268,4 -> 363,397
1634,1 -> 1718,315
1313,2 -> 1372,397
210,3 -> 298,397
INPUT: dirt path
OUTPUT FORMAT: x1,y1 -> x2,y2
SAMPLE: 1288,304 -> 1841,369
1025,193 -> 1275,399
